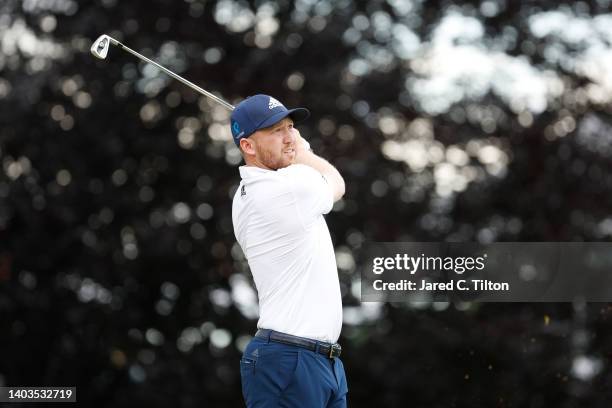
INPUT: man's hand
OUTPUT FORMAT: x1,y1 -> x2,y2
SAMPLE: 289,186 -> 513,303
291,128 -> 345,202
293,128 -> 311,155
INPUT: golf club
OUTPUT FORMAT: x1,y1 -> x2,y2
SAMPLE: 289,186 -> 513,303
90,34 -> 235,111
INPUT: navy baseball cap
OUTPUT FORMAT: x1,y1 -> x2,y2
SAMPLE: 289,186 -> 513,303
230,94 -> 310,146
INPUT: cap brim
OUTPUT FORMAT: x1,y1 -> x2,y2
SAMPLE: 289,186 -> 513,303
257,107 -> 310,131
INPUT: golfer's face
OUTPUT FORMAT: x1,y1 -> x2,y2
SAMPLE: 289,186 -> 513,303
252,118 -> 296,170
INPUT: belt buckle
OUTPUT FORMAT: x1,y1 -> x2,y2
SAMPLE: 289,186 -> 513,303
328,343 -> 341,359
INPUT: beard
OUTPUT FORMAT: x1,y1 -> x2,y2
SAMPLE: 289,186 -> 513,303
256,145 -> 295,170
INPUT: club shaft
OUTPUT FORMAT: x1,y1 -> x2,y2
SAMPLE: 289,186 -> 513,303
109,37 -> 234,111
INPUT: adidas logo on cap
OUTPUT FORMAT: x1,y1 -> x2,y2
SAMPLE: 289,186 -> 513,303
268,97 -> 284,110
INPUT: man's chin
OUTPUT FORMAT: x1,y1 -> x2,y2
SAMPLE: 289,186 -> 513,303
286,151 -> 297,165
276,161 -> 294,170
276,155 -> 296,169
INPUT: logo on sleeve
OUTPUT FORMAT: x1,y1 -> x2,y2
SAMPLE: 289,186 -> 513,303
241,185 -> 246,197
268,97 -> 284,110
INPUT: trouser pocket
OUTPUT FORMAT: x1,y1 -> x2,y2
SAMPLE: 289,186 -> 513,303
240,356 -> 256,401
242,350 -> 300,406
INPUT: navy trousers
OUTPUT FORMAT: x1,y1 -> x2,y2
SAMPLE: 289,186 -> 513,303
240,335 -> 348,407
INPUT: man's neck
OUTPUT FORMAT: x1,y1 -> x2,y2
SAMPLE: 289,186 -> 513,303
244,158 -> 275,171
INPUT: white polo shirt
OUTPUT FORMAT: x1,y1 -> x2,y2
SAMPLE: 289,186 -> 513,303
232,164 -> 343,343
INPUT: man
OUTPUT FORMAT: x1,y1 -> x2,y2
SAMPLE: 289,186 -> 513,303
230,94 -> 348,407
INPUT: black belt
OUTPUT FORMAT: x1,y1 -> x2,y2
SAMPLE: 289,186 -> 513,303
255,329 -> 342,359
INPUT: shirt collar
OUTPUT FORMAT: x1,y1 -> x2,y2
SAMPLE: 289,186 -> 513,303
239,165 -> 275,180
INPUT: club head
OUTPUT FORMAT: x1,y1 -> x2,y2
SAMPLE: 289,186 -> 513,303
90,35 -> 110,59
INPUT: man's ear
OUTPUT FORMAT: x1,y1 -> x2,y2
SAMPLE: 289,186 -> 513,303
239,137 -> 255,155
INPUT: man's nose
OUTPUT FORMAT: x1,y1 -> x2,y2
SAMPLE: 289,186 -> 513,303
283,128 -> 295,143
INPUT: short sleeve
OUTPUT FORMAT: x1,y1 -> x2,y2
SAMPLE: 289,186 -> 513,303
278,164 -> 334,226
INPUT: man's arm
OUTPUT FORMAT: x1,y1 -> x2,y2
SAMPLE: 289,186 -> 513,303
293,130 -> 345,202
